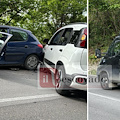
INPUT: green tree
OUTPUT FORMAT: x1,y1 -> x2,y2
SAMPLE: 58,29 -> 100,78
0,0 -> 87,42
89,0 -> 120,51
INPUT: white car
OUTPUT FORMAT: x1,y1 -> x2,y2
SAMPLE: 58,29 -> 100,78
43,23 -> 87,95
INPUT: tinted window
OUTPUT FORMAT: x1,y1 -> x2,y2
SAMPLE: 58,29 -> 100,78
49,30 -> 64,45
9,29 -> 28,42
70,31 -> 80,44
49,28 -> 73,46
59,28 -> 73,45
113,41 -> 120,56
108,41 -> 120,56
70,28 -> 87,48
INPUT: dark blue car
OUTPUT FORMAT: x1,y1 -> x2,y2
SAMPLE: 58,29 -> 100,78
0,25 -> 43,70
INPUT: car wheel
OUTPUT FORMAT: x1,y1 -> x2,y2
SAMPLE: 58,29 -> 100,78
100,72 -> 117,90
55,65 -> 70,96
25,55 -> 39,70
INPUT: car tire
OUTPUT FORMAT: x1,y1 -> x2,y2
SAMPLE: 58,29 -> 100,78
55,65 -> 70,96
24,54 -> 39,70
100,72 -> 117,90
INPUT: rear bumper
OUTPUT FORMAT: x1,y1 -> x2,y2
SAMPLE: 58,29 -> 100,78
65,74 -> 87,91
37,51 -> 44,62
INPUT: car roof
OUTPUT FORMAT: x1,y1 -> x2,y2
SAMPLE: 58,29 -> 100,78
60,23 -> 87,31
0,25 -> 32,33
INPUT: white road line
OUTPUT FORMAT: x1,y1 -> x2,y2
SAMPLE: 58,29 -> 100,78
89,92 -> 120,103
0,94 -> 60,103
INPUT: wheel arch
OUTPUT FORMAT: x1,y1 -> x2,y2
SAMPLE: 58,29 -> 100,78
99,70 -> 110,81
56,61 -> 66,73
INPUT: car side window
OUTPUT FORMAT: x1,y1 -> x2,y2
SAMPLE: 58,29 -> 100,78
112,41 -> 120,56
70,31 -> 80,44
49,30 -> 64,45
108,41 -> 120,56
9,29 -> 28,42
59,28 -> 73,45
107,42 -> 114,56
49,28 -> 73,45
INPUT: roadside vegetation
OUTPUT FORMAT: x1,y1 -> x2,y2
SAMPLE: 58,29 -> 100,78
0,0 -> 87,43
89,0 -> 120,74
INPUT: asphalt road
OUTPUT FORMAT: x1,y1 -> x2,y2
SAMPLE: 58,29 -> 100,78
89,75 -> 120,120
0,67 -> 87,120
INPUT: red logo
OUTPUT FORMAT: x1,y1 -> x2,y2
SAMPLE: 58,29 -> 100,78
38,67 -> 58,88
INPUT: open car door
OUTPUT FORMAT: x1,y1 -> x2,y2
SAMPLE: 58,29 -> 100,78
0,32 -> 12,54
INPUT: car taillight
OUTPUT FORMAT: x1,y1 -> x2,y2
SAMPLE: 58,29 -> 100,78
80,28 -> 87,48
81,28 -> 87,41
80,40 -> 86,47
81,34 -> 86,41
38,44 -> 43,48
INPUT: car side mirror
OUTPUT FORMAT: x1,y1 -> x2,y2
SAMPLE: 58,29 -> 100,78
95,49 -> 101,58
43,39 -> 49,44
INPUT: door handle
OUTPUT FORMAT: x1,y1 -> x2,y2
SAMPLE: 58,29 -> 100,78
59,49 -> 62,52
25,45 -> 28,48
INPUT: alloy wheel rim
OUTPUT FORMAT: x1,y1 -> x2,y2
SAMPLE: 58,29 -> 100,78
101,77 -> 108,88
27,56 -> 38,68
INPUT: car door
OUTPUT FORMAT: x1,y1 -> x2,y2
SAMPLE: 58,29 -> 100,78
44,28 -> 73,68
106,40 -> 120,82
0,32 -> 12,54
4,29 -> 29,62
51,28 -> 73,65
111,40 -> 120,81
44,29 -> 65,68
